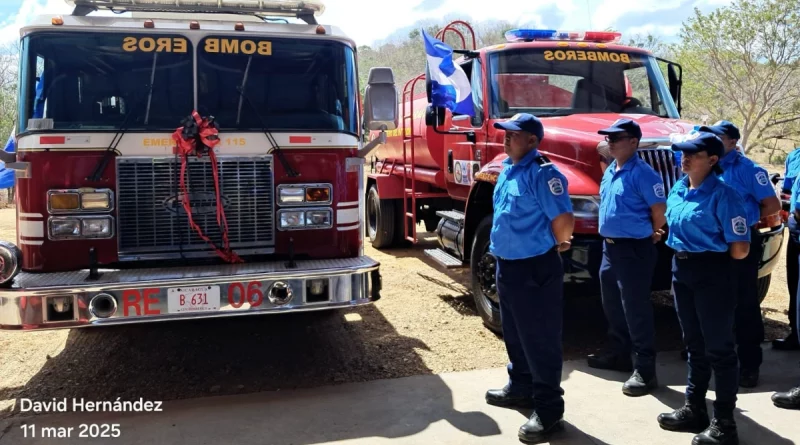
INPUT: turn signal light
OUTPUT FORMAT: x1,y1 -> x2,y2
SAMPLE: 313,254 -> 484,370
49,193 -> 80,210
305,187 -> 330,203
52,16 -> 64,26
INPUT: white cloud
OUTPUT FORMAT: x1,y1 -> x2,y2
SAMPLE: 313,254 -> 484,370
0,0 -> 731,46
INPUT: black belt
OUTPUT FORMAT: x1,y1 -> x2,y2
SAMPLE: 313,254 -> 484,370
674,250 -> 728,260
604,237 -> 650,244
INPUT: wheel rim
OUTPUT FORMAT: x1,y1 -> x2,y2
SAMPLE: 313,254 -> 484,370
476,249 -> 499,311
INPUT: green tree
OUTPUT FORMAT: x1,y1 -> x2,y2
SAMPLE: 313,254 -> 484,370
675,0 -> 800,152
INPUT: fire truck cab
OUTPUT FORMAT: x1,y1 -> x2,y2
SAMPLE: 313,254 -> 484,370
0,0 -> 400,330
366,23 -> 785,333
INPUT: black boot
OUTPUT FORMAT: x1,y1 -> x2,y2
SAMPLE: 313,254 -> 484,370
771,386 -> 800,410
485,386 -> 535,409
587,351 -> 633,372
622,370 -> 658,397
518,411 -> 564,444
772,332 -> 800,350
692,417 -> 738,445
657,402 -> 710,433
738,368 -> 759,388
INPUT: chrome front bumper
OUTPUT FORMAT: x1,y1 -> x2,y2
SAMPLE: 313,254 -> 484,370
0,256 -> 381,330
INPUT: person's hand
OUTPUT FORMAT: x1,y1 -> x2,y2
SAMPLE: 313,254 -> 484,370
651,229 -> 665,243
557,236 -> 573,252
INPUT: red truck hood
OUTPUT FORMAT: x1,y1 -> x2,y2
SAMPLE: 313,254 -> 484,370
539,113 -> 695,142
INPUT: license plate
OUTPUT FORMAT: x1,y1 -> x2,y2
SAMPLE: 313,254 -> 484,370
167,285 -> 220,313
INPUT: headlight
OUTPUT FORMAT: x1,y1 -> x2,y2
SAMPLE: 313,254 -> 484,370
48,189 -> 113,213
278,208 -> 332,230
278,184 -> 332,206
49,216 -> 114,240
571,195 -> 600,219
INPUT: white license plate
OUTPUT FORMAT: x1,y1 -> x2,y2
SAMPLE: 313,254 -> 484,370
167,285 -> 220,313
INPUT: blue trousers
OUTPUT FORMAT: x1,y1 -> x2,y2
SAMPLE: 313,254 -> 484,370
496,248 -> 565,423
599,237 -> 657,376
734,225 -> 764,371
672,251 -> 738,419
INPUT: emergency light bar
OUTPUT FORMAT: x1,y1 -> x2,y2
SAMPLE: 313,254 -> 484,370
65,0 -> 325,20
505,28 -> 622,43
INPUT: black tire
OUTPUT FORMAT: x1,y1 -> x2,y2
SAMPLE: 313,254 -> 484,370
757,274 -> 771,304
366,184 -> 395,248
470,215 -> 502,334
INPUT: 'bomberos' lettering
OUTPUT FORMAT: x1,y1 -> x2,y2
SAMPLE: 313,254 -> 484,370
204,38 -> 272,56
122,37 -> 188,53
543,50 -> 630,63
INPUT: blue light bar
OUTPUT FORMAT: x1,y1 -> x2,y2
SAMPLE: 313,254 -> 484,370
504,29 -> 557,42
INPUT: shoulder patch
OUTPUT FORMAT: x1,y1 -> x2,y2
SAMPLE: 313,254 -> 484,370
732,216 -> 748,235
535,154 -> 552,166
547,177 -> 564,195
755,170 -> 769,186
653,183 -> 665,198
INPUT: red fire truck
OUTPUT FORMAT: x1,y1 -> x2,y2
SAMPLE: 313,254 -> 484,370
365,22 -> 785,333
0,0 -> 401,330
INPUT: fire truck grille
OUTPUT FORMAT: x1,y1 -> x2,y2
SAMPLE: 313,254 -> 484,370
637,148 -> 682,196
116,156 -> 275,260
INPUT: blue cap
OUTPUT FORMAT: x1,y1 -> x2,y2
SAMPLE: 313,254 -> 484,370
671,132 -> 725,158
699,120 -> 740,140
493,113 -> 544,141
597,118 -> 642,140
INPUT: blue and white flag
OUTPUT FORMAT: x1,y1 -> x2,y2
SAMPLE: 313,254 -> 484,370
422,29 -> 474,116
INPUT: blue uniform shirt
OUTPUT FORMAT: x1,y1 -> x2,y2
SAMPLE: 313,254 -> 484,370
665,174 -> 750,252
490,149 -> 573,259
599,156 -> 666,238
717,149 -> 776,227
782,148 -> 800,193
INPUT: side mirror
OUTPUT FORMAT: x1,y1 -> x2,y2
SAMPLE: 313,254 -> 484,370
425,62 -> 432,103
363,67 -> 398,131
667,62 -> 682,115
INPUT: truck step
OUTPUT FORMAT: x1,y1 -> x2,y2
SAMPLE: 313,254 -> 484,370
436,210 -> 464,222
424,248 -> 464,269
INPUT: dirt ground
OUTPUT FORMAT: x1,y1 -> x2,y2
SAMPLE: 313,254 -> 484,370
0,197 -> 795,420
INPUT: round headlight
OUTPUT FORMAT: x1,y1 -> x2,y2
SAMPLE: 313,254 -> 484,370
0,241 -> 22,287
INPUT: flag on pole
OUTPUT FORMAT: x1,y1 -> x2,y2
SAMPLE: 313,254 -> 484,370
421,29 -> 474,116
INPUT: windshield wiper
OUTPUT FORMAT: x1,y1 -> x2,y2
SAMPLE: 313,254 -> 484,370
534,110 -> 577,117
235,84 -> 299,177
88,53 -> 159,182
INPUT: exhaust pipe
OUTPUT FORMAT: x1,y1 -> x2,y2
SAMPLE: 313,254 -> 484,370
89,293 -> 117,318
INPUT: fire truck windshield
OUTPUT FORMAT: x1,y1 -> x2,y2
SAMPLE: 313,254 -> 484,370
487,47 -> 680,120
196,36 -> 359,135
17,32 -> 194,133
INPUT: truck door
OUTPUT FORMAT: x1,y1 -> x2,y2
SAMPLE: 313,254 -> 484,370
444,57 -> 487,201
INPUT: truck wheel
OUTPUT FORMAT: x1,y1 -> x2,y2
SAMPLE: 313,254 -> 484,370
757,274 -> 771,304
470,215 -> 502,334
366,184 -> 395,248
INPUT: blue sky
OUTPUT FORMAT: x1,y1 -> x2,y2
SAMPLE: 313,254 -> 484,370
0,0 -> 733,46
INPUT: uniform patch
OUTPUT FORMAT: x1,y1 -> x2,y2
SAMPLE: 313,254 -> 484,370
548,177 -> 564,195
653,183 -> 665,198
732,216 -> 748,235
755,171 -> 768,186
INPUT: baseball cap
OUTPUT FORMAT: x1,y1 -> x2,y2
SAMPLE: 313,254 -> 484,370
597,118 -> 642,140
699,120 -> 740,140
493,113 -> 544,141
671,132 -> 725,158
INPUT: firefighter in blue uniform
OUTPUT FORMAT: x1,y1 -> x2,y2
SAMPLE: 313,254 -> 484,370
699,120 -> 781,388
484,113 -> 574,444
657,132 -> 750,445
770,177 -> 800,409
773,146 -> 800,351
587,119 -> 666,397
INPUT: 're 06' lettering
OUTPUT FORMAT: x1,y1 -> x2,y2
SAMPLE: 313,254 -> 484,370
227,281 -> 264,308
122,289 -> 161,316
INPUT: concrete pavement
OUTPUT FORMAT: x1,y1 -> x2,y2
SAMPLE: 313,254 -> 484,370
1,346 -> 798,445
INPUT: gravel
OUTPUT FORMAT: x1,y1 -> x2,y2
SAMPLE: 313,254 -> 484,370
0,207 -> 794,420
